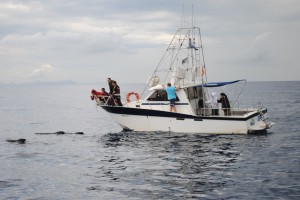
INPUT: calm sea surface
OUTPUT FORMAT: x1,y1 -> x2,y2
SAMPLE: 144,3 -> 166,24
0,81 -> 299,199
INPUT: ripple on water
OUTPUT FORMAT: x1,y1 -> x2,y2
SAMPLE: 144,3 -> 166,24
0,179 -> 22,189
81,132 -> 244,199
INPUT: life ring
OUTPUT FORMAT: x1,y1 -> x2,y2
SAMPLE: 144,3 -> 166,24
126,92 -> 140,102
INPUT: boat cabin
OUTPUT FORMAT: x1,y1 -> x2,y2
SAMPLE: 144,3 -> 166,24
143,86 -> 209,116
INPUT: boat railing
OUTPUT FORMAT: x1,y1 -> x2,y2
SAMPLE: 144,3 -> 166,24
94,93 -> 192,113
92,95 -> 112,106
121,95 -> 167,112
196,107 -> 253,117
94,93 -> 263,117
93,92 -> 138,107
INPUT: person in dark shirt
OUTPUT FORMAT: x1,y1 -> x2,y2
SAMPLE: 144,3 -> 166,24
101,88 -> 108,96
111,80 -> 123,106
107,78 -> 113,95
100,88 -> 110,104
217,93 -> 231,116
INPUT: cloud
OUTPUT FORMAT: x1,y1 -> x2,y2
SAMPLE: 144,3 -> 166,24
248,31 -> 273,62
0,2 -> 31,12
30,64 -> 53,79
0,0 -> 299,83
252,31 -> 273,46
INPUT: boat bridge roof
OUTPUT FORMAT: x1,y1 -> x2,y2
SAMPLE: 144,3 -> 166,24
186,79 -> 246,88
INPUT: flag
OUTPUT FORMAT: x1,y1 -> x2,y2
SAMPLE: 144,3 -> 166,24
201,67 -> 205,76
182,57 -> 188,64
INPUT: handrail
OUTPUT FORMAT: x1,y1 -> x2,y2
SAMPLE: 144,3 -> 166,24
93,92 -> 264,117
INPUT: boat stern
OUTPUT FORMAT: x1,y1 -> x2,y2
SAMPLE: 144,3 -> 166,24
247,109 -> 274,133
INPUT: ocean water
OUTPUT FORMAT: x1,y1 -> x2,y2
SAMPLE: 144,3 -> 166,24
0,81 -> 299,199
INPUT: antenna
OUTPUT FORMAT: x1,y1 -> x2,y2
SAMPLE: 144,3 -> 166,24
180,4 -> 184,29
192,4 -> 194,28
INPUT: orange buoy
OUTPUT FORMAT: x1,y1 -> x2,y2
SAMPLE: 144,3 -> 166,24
126,92 -> 140,102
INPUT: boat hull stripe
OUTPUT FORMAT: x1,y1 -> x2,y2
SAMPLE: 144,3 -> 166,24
141,103 -> 189,105
101,106 -> 266,121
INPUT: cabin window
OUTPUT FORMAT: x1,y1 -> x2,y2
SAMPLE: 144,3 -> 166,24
147,90 -> 179,101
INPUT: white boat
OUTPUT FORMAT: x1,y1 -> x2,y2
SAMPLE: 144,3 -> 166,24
96,26 -> 274,134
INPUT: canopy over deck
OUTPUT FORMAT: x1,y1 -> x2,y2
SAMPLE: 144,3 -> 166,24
190,79 -> 246,88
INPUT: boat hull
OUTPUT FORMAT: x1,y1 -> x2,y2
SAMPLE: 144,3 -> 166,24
101,106 -> 269,134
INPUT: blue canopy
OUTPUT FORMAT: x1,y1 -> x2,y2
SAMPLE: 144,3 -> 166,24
192,79 -> 246,88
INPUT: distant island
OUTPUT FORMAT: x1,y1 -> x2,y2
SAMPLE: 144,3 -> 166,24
0,80 -> 79,87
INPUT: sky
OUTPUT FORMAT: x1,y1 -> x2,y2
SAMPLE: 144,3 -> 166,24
0,0 -> 299,85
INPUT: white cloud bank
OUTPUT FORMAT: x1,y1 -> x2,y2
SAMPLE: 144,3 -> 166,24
30,64 -> 53,79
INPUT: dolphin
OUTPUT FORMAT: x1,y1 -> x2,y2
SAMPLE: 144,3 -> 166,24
35,131 -> 84,135
6,139 -> 26,144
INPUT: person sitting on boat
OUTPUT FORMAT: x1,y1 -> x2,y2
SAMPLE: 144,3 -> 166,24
163,83 -> 179,112
100,88 -> 115,105
90,89 -> 102,100
217,93 -> 231,116
90,89 -> 107,105
100,88 -> 110,103
111,80 -> 123,106
206,92 -> 219,115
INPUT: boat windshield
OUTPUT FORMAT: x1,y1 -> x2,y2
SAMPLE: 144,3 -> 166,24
147,90 -> 179,101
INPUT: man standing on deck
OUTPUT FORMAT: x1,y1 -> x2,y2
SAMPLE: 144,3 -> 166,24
218,93 -> 231,116
163,83 -> 179,112
111,80 -> 123,106
107,78 -> 113,94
